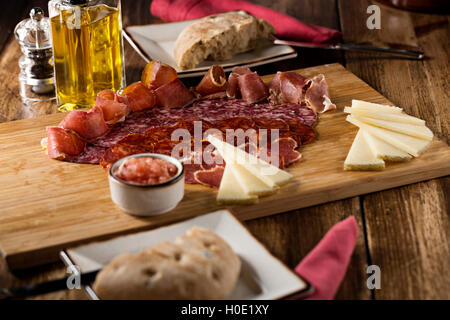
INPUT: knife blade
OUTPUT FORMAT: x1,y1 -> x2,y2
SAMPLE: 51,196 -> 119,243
272,37 -> 424,60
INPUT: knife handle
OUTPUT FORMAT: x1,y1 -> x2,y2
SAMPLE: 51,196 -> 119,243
0,270 -> 99,299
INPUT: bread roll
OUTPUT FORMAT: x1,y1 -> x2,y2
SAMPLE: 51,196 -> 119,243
174,11 -> 275,70
92,227 -> 241,299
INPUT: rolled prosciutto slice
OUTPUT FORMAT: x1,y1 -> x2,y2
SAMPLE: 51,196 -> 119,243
118,82 -> 157,112
59,106 -> 110,140
96,89 -> 129,125
237,72 -> 269,103
267,72 -> 282,103
232,67 -> 252,75
226,73 -> 240,99
47,127 -> 86,160
155,78 -> 195,108
195,65 -> 227,96
304,74 -> 336,113
226,67 -> 252,99
141,60 -> 178,89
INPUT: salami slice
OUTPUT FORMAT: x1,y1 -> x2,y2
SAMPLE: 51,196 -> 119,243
152,106 -> 197,126
64,145 -> 107,164
260,103 -> 317,127
91,109 -> 160,147
191,99 -> 229,122
248,102 -> 276,116
91,125 -> 132,148
100,143 -> 150,169
127,110 -> 162,133
287,121 -> 316,145
193,99 -> 273,120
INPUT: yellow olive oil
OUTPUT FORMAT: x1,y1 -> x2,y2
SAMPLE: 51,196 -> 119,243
50,4 -> 125,108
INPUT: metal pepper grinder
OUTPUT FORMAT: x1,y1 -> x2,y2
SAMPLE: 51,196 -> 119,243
14,7 -> 55,102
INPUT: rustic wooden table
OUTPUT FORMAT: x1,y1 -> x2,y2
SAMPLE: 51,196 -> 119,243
0,0 -> 448,300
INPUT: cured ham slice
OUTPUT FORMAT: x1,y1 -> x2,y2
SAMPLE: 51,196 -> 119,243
237,72 -> 269,103
195,65 -> 227,96
197,91 -> 228,100
47,127 -> 86,160
267,72 -> 282,103
226,73 -> 240,99
304,74 -> 336,113
118,82 -> 157,112
96,89 -> 129,125
141,60 -> 178,89
183,163 -> 203,184
269,72 -> 308,105
280,72 -> 308,104
226,67 -> 252,99
59,106 -> 110,140
268,72 -> 335,113
233,67 -> 252,75
277,137 -> 302,167
238,137 -> 301,169
194,166 -> 225,189
155,78 -> 195,108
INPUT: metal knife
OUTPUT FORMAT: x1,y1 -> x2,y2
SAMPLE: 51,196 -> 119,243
272,37 -> 424,60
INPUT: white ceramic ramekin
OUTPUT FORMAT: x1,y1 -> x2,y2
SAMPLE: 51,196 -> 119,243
108,153 -> 184,216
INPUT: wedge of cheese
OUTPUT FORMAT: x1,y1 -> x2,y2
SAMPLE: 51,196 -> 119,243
344,130 -> 385,171
344,107 -> 425,126
346,116 -> 431,157
208,136 -> 293,187
231,163 -> 279,196
217,165 -> 258,205
363,130 -> 412,162
354,115 -> 433,140
352,99 -> 403,113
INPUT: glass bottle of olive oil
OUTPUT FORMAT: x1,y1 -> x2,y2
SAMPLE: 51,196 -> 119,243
48,0 -> 125,109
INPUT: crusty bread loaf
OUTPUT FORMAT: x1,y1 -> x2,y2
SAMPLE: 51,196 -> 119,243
174,11 -> 275,70
92,227 -> 241,300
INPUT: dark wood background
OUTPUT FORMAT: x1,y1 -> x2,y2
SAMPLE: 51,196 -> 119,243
0,0 -> 448,299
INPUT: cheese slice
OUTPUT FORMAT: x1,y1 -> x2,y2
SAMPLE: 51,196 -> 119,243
217,165 -> 258,205
363,130 -> 412,162
344,107 -> 425,126
231,163 -> 278,196
346,116 -> 431,157
208,136 -> 293,187
352,99 -> 403,113
344,130 -> 385,171
354,115 -> 433,141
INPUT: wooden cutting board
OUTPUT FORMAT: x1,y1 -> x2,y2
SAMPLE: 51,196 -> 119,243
1,63 -> 449,270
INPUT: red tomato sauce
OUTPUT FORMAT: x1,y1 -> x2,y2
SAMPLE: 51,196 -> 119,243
114,157 -> 178,185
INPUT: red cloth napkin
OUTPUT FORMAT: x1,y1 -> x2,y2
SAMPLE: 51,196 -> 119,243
295,216 -> 359,300
150,0 -> 342,43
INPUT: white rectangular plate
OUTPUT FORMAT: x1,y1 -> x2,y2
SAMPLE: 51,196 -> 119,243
125,18 -> 297,77
60,210 -> 311,300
